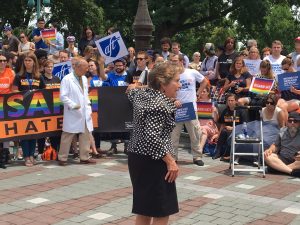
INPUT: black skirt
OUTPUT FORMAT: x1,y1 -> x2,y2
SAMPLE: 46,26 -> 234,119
128,152 -> 179,217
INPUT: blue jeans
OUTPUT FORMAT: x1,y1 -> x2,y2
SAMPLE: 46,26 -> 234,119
20,140 -> 36,158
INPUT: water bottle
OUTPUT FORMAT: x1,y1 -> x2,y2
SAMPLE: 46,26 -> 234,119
242,122 -> 248,139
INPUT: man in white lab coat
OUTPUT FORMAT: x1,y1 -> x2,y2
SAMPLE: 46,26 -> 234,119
58,58 -> 96,165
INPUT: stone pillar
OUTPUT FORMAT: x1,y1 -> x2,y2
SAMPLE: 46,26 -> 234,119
132,0 -> 154,52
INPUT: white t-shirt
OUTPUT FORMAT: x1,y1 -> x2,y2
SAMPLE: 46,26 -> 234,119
263,55 -> 286,80
291,52 -> 300,71
177,68 -> 204,111
243,59 -> 262,76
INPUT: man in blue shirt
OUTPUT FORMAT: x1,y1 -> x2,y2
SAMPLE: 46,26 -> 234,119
32,17 -> 49,52
102,58 -> 128,87
102,58 -> 129,155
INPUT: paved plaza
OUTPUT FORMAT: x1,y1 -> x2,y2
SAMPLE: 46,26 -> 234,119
1,140 -> 300,225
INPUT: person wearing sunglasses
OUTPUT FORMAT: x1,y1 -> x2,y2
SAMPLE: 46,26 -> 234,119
264,112 -> 300,177
262,94 -> 285,128
18,32 -> 35,55
277,58 -> 300,123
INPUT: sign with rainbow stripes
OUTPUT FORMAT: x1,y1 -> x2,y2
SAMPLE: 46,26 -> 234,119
249,77 -> 274,95
41,28 -> 56,42
197,102 -> 213,119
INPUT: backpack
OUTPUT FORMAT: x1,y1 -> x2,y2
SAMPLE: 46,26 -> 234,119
42,145 -> 57,161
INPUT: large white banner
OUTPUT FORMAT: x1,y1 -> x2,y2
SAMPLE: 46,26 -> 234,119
95,32 -> 128,65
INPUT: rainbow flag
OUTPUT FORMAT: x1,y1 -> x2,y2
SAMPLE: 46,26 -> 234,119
249,77 -> 274,95
41,29 -> 56,41
197,102 -> 213,119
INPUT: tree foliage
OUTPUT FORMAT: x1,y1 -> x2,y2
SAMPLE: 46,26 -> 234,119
0,0 -> 299,55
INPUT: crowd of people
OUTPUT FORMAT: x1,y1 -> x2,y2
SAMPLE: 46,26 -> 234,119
0,18 -> 299,179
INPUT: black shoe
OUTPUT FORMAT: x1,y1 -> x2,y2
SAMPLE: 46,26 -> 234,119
291,169 -> 300,177
0,164 -> 6,169
193,159 -> 204,166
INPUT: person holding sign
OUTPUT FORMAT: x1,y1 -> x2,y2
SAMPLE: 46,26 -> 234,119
277,58 -> 300,122
197,86 -> 219,154
170,54 -> 208,166
244,47 -> 262,76
12,53 -> 46,167
127,62 -> 180,225
263,40 -> 286,79
31,18 -> 48,52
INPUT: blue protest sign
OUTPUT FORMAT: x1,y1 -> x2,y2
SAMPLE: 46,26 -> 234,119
95,32 -> 129,65
277,72 -> 300,91
52,61 -> 73,80
175,102 -> 196,122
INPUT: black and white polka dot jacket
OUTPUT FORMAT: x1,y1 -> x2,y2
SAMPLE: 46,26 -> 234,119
127,88 -> 177,160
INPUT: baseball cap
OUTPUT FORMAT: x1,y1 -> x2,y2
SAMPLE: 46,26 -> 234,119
204,43 -> 215,55
288,111 -> 300,121
3,25 -> 12,32
67,36 -> 75,42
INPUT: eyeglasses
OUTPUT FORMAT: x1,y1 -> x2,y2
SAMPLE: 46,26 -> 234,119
266,101 -> 275,105
136,58 -> 145,61
288,119 -> 299,123
0,60 -> 7,63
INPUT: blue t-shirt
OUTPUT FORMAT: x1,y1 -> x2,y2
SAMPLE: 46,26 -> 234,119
32,28 -> 48,50
102,72 -> 128,87
90,75 -> 102,87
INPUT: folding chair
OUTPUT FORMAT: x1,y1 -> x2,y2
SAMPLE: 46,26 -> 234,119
229,108 -> 265,177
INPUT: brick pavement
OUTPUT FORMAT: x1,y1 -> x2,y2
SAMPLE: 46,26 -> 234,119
0,141 -> 300,224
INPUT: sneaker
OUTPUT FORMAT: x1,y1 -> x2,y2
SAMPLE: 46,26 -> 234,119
234,157 -> 240,165
36,154 -> 42,161
253,161 -> 259,167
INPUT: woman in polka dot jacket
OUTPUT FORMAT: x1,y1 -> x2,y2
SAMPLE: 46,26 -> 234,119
127,62 -> 182,225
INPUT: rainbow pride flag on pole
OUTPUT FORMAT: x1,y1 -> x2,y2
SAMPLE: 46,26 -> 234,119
41,29 -> 56,41
197,102 -> 213,119
249,77 -> 274,95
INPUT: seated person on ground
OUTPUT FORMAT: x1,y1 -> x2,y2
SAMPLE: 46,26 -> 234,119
264,112 -> 300,177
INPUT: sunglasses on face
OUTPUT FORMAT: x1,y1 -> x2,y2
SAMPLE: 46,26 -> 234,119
136,58 -> 145,61
20,36 -> 25,39
288,119 -> 300,123
266,101 -> 275,105
0,60 -> 7,63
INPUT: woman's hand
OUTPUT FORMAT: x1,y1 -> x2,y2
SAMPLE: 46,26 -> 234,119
174,100 -> 182,108
163,153 -> 179,183
235,87 -> 244,93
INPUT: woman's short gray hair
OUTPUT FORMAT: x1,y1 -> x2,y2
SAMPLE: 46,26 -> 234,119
148,62 -> 180,90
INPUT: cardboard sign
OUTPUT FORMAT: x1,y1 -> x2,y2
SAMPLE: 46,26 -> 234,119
95,32 -> 128,65
175,102 -> 196,122
53,61 -> 73,80
277,72 -> 300,91
249,77 -> 274,95
197,102 -> 213,119
41,28 -> 56,41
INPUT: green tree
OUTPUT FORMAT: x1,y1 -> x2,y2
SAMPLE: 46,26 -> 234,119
263,4 -> 298,52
